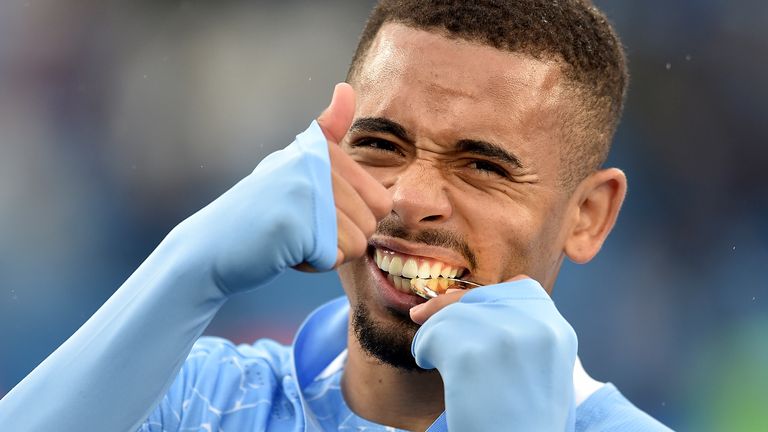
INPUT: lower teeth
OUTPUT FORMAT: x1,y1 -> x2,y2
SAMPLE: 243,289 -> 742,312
386,274 -> 460,299
408,277 -> 453,297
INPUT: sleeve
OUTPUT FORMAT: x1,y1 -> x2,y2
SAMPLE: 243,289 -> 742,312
0,121 -> 335,432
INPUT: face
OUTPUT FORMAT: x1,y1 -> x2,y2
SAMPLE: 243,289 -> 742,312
338,23 -> 578,368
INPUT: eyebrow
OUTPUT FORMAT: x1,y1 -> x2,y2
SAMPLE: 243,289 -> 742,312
455,139 -> 523,169
349,116 -> 523,168
349,117 -> 414,144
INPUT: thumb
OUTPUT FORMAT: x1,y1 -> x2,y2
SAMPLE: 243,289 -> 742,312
317,82 -> 356,143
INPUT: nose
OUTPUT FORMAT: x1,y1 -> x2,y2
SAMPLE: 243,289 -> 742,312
389,161 -> 453,227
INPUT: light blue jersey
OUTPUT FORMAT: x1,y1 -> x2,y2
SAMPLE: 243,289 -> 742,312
0,121 -> 672,432
139,296 -> 671,432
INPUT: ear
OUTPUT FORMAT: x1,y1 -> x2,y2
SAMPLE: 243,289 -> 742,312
564,168 -> 627,264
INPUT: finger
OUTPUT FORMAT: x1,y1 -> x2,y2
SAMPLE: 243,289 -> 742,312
328,144 -> 392,220
317,83 -> 356,144
409,290 -> 468,325
336,209 -> 368,265
332,172 -> 377,238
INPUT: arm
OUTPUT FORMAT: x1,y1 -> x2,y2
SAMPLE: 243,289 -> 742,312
411,278 -> 578,432
0,121 -> 330,432
0,84 -> 389,432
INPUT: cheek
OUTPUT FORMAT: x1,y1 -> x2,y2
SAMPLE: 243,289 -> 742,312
462,200 -> 550,281
337,257 -> 375,306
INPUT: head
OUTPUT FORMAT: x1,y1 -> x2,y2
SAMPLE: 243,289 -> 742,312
337,0 -> 628,370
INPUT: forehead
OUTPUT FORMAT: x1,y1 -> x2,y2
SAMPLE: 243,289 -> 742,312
353,23 -> 570,163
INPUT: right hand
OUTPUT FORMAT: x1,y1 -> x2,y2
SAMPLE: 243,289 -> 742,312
165,83 -> 390,295
296,83 -> 392,270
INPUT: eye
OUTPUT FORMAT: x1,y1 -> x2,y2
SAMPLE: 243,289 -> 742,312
347,137 -> 405,167
350,137 -> 400,153
467,160 -> 510,178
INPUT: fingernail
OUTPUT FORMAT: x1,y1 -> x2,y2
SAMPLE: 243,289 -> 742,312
410,303 -> 426,313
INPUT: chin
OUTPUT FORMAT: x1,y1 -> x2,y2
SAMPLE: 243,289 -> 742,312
339,255 -> 427,371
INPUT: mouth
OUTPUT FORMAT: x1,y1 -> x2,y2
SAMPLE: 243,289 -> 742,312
368,243 -> 470,302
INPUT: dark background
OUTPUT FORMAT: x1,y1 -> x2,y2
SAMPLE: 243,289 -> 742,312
1,1 -> 766,430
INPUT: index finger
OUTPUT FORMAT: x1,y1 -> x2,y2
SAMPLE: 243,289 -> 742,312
328,142 -> 392,220
409,289 -> 467,325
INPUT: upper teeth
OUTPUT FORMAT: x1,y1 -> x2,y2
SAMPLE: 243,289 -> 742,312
374,248 -> 463,279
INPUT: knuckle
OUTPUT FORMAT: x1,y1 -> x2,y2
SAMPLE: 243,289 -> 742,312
362,213 -> 377,237
342,231 -> 367,260
371,197 -> 393,219
351,238 -> 368,259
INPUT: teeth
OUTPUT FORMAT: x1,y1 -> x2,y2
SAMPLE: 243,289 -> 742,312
402,258 -> 419,278
380,254 -> 391,272
388,274 -> 401,292
410,277 -> 468,299
389,256 -> 403,276
440,265 -> 453,278
426,278 -> 438,291
417,261 -> 431,278
392,275 -> 405,292
410,278 -> 425,297
429,262 -> 442,278
374,248 -> 466,282
412,278 -> 426,291
438,278 -> 449,292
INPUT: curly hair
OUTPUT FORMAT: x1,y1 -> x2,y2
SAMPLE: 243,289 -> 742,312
347,0 -> 628,187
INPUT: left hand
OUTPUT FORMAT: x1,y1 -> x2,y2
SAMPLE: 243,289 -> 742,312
409,276 -> 577,431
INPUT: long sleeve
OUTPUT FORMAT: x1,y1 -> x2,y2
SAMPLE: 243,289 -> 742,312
0,121 -> 337,432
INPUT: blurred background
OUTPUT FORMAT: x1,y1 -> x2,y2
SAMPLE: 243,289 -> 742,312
1,0 -> 766,430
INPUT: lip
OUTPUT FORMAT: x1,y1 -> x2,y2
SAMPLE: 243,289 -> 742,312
369,236 -> 470,272
366,249 -> 427,312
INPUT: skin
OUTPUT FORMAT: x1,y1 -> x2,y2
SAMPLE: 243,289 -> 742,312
310,23 -> 627,431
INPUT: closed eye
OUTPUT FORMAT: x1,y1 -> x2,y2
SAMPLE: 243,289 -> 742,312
467,159 -> 510,178
350,137 -> 401,154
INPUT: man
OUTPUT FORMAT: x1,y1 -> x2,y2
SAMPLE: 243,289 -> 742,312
0,0 -> 672,431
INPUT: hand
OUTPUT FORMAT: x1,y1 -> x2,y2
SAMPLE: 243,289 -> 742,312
410,277 -> 577,431
296,83 -> 392,270
408,275 -> 530,324
165,83 -> 390,295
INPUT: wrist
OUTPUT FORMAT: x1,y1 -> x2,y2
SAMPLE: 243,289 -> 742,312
142,227 -> 229,302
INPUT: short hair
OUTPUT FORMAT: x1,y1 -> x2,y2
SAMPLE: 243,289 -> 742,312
347,0 -> 628,188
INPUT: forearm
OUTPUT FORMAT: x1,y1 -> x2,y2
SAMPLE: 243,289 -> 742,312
0,121 -> 337,431
0,236 -> 227,432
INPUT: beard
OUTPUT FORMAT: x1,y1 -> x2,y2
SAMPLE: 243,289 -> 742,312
351,300 -> 433,373
345,215 -> 477,373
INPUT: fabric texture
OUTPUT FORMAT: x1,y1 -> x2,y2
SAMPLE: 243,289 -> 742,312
140,297 -> 673,431
412,279 -> 578,431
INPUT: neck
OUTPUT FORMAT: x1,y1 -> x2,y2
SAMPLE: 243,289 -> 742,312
341,326 -> 444,432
